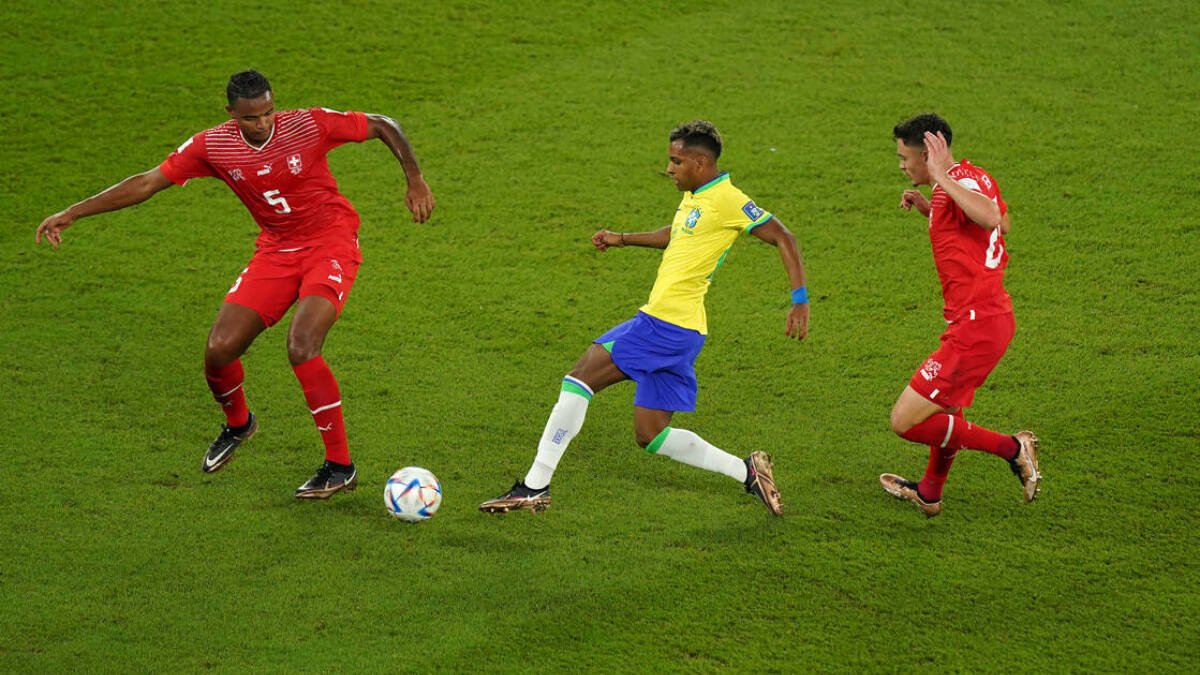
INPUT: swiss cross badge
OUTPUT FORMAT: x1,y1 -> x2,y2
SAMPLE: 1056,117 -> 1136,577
920,359 -> 942,382
288,154 -> 303,175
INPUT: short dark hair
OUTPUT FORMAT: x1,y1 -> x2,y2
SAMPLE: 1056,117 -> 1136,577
226,69 -> 272,105
670,120 -> 722,159
893,113 -> 952,148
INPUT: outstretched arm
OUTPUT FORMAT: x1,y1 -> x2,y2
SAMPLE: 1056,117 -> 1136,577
36,168 -> 174,248
923,131 -> 1002,230
365,114 -> 435,223
591,226 -> 671,251
750,218 -> 809,340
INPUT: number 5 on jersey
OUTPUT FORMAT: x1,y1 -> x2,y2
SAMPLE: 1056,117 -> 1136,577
263,189 -> 291,214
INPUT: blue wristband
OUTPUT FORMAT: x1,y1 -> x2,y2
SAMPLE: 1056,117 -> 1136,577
791,287 -> 808,305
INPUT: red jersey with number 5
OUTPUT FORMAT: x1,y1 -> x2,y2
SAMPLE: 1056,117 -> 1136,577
159,107 -> 369,252
928,159 -> 1012,323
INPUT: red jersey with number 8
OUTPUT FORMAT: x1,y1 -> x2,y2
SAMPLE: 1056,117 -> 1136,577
159,107 -> 369,252
928,159 -> 1012,323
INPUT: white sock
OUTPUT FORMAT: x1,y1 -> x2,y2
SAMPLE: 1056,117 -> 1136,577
523,376 -> 592,489
650,427 -> 748,483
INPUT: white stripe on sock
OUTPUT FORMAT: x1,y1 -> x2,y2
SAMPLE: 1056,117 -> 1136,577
309,400 -> 342,415
941,415 -> 955,448
218,383 -> 243,397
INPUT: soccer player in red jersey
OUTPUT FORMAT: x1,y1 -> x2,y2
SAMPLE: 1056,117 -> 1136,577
878,113 -> 1040,518
36,70 -> 435,498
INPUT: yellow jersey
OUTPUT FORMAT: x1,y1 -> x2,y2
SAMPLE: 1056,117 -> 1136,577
640,172 -> 772,334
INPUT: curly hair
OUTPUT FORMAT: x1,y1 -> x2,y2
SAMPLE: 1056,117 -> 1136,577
893,113 -> 953,148
226,69 -> 272,105
669,120 -> 723,159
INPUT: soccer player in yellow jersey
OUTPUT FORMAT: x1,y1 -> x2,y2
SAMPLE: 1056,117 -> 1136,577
480,121 -> 809,516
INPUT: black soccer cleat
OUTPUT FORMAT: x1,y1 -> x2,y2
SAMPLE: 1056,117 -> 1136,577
295,460 -> 358,499
479,481 -> 551,513
202,412 -> 257,473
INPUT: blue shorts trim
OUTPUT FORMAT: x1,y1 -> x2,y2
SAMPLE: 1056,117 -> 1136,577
594,312 -> 706,412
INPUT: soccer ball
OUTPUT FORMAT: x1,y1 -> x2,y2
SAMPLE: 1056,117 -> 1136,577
384,466 -> 443,522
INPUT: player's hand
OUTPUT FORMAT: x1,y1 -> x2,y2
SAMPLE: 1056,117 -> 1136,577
900,190 -> 930,216
405,177 -> 435,223
923,131 -> 953,181
591,230 -> 623,252
36,210 -> 74,248
786,302 -> 809,341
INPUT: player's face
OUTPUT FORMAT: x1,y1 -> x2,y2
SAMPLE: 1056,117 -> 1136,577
226,92 -> 276,145
896,139 -> 930,186
666,140 -> 706,192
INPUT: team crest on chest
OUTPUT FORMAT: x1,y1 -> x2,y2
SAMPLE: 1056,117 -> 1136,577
288,154 -> 303,175
684,207 -> 701,230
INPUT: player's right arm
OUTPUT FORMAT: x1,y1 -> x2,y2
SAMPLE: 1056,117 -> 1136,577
591,226 -> 671,251
36,168 -> 175,248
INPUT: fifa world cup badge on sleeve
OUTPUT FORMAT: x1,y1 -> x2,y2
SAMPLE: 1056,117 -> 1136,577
742,201 -> 764,220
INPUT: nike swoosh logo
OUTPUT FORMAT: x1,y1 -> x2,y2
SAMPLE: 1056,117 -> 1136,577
204,450 -> 228,469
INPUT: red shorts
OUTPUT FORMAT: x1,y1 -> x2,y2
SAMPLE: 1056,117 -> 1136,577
225,239 -> 362,327
908,312 -> 1015,409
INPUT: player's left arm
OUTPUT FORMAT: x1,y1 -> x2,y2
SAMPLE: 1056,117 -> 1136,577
750,217 -> 809,341
365,114 -> 435,223
923,131 -> 1003,230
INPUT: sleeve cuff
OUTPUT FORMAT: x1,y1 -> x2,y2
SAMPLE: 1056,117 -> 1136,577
351,111 -> 369,142
157,160 -> 187,186
745,212 -> 773,233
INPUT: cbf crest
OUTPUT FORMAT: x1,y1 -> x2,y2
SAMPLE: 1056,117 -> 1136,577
288,154 -> 303,175
684,207 -> 701,231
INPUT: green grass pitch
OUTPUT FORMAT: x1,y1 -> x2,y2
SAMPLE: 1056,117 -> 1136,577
2,0 -> 1197,670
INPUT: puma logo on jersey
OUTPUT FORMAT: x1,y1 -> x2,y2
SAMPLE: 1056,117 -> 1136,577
327,274 -> 342,283
257,164 -> 272,176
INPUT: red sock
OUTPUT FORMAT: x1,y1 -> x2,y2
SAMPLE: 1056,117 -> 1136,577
205,360 -> 249,428
917,445 -> 956,501
917,410 -> 961,501
900,412 -> 1018,459
292,356 -> 350,465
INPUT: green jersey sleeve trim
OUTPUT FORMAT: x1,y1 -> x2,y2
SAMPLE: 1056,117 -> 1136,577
745,212 -> 774,233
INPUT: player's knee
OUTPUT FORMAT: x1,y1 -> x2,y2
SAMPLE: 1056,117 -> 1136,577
286,334 -> 323,365
889,410 -> 913,436
205,334 -> 242,367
